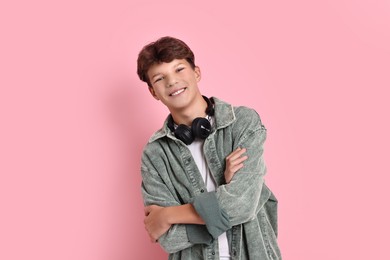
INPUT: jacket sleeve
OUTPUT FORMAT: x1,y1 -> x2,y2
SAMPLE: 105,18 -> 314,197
141,160 -> 213,253
192,109 -> 269,239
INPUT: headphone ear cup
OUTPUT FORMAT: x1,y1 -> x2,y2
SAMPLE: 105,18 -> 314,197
175,124 -> 194,145
192,117 -> 211,139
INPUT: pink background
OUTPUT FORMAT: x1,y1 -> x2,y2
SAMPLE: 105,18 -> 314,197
1,0 -> 389,259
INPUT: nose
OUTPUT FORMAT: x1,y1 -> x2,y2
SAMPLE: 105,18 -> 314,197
166,75 -> 178,87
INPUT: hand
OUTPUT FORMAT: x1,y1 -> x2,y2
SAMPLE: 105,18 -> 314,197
224,147 -> 248,183
144,205 -> 172,243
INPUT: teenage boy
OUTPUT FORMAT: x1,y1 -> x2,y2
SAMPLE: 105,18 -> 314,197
137,36 -> 281,260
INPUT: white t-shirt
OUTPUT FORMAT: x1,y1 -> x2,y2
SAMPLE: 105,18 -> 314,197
187,137 -> 231,260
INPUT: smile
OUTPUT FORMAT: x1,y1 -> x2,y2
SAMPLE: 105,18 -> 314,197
170,88 -> 187,96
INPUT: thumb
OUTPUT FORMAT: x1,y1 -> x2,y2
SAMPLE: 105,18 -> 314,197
144,205 -> 151,216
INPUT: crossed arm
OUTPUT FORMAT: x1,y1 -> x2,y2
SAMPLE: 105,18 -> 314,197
144,147 -> 248,243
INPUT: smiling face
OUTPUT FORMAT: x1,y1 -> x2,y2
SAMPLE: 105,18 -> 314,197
147,59 -> 202,113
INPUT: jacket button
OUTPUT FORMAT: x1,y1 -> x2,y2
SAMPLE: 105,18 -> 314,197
211,251 -> 215,255
200,189 -> 204,193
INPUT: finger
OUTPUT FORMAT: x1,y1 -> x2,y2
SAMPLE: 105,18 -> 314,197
227,148 -> 247,162
144,206 -> 150,215
230,155 -> 248,166
149,233 -> 158,243
226,147 -> 241,160
144,205 -> 158,216
234,148 -> 246,157
230,163 -> 244,173
229,147 -> 244,156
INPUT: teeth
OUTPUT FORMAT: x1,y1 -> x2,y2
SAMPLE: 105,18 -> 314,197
171,88 -> 185,96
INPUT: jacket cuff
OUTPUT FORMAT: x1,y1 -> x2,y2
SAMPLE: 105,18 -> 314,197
186,224 -> 213,245
192,191 -> 231,238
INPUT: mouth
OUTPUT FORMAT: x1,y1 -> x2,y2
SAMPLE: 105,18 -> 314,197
169,87 -> 187,96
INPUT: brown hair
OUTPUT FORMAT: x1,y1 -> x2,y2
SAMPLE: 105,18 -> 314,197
137,36 -> 196,87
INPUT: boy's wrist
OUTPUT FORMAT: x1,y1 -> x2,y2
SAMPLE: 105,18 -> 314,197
164,204 -> 205,225
164,206 -> 175,225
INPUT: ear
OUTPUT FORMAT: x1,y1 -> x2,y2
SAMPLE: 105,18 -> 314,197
194,66 -> 201,82
148,86 -> 160,100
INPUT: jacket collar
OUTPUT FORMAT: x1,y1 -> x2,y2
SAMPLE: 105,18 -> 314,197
148,97 -> 236,143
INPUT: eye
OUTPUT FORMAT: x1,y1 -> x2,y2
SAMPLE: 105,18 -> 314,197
176,67 -> 185,72
154,76 -> 164,83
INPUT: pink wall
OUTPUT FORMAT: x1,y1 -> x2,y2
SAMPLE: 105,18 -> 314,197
1,0 -> 389,259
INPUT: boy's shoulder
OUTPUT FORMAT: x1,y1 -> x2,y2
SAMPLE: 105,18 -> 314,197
212,97 -> 263,127
213,96 -> 259,114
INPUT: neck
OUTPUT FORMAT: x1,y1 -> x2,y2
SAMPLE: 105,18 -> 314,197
170,95 -> 208,126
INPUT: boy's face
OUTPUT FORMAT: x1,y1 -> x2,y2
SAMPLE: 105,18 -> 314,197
147,59 -> 201,112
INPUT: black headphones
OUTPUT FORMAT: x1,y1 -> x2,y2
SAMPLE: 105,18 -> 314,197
167,96 -> 215,145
